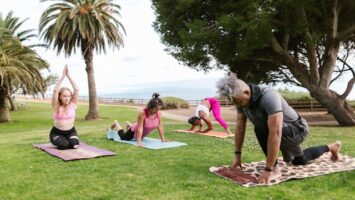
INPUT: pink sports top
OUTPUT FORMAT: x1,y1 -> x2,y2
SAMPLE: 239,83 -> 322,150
53,103 -> 76,121
130,108 -> 160,139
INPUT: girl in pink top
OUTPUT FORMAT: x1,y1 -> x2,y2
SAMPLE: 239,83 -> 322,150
188,97 -> 231,134
110,93 -> 167,147
50,65 -> 80,149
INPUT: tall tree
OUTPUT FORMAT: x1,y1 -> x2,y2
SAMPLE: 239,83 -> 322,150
0,12 -> 49,122
39,0 -> 125,120
152,0 -> 355,126
0,12 -> 47,112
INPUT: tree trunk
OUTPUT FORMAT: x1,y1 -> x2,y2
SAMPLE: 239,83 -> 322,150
8,96 -> 17,111
309,88 -> 355,126
270,33 -> 354,126
0,88 -> 10,122
83,46 -> 99,120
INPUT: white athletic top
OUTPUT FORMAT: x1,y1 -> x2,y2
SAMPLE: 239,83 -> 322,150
195,104 -> 210,117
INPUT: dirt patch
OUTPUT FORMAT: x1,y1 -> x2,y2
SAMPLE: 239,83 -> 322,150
297,111 -> 336,122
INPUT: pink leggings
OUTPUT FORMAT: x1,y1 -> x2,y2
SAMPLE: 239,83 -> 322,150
205,97 -> 228,130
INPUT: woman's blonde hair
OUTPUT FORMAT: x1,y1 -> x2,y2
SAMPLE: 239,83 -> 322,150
56,87 -> 73,115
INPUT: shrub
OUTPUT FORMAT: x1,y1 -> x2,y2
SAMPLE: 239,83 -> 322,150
278,89 -> 314,102
161,97 -> 190,110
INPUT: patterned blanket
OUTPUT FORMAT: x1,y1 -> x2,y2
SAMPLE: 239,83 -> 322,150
210,153 -> 355,187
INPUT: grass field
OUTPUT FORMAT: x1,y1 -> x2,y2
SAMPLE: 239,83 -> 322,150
277,89 -> 313,101
0,102 -> 354,200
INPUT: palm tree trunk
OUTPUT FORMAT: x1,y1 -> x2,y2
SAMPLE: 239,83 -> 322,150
83,45 -> 99,120
8,95 -> 17,111
0,88 -> 10,122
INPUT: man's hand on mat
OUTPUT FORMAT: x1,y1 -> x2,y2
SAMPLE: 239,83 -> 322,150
258,166 -> 281,184
231,157 -> 243,170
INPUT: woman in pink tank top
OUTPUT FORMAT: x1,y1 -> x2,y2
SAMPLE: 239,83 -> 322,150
50,65 -> 80,150
110,93 -> 168,147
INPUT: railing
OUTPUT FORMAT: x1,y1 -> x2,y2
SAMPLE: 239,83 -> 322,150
17,94 -> 150,105
97,97 -> 148,105
287,100 -> 323,111
14,94 -> 355,111
186,99 -> 231,106
15,94 -> 232,106
288,100 -> 355,111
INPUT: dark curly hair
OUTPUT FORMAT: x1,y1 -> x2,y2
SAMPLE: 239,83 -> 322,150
147,93 -> 163,110
188,116 -> 200,125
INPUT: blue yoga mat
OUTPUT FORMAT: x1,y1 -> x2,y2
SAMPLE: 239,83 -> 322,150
107,129 -> 187,150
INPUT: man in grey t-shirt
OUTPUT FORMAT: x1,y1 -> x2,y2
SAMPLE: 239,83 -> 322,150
227,79 -> 341,184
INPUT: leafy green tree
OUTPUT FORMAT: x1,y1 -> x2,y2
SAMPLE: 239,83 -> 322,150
0,12 -> 49,122
39,0 -> 125,120
152,0 -> 355,126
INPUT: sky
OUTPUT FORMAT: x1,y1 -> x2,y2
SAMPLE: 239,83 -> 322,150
1,0 -> 225,97
1,0 -> 354,100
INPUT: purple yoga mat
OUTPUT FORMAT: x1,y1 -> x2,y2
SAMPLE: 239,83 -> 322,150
33,143 -> 116,161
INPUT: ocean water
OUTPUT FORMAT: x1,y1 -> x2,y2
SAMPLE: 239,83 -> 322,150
99,78 -> 220,100
100,87 -> 218,100
98,77 -> 355,101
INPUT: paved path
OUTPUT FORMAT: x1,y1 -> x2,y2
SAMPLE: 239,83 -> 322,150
160,111 -> 189,122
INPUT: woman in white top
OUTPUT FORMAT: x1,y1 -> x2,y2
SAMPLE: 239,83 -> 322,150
188,97 -> 231,134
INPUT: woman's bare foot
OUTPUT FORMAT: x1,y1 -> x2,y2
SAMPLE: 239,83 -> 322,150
126,121 -> 132,130
111,120 -> 117,130
111,120 -> 122,130
226,128 -> 232,135
328,141 -> 342,161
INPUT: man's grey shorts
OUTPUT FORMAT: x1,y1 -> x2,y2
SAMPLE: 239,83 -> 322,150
280,117 -> 309,162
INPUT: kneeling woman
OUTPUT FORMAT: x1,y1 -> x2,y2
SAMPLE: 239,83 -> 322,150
111,93 -> 167,147
50,65 -> 80,149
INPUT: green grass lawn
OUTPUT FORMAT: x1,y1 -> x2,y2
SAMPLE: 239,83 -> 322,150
0,102 -> 354,200
277,89 -> 313,101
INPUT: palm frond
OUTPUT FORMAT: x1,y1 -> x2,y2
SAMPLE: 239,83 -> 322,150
39,0 -> 125,56
0,17 -> 48,96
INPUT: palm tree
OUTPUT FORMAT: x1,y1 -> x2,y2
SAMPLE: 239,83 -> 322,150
0,27 -> 48,122
0,12 -> 38,43
0,12 -> 47,111
39,0 -> 125,120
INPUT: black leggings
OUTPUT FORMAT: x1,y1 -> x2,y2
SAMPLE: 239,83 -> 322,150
292,145 -> 329,165
117,128 -> 135,141
254,122 -> 329,166
50,127 -> 79,150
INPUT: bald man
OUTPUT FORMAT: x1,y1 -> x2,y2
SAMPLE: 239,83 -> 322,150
228,79 -> 341,184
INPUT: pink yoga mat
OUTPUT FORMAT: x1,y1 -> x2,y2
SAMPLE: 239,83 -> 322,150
173,130 -> 234,138
33,143 -> 116,161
